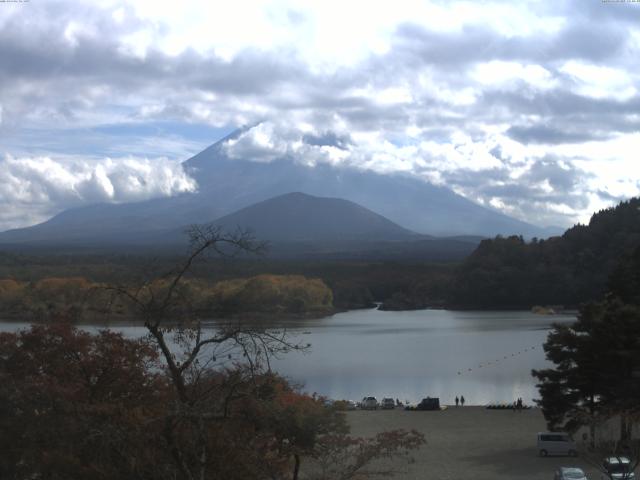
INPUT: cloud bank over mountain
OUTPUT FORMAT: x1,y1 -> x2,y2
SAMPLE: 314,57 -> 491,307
0,155 -> 196,230
0,0 -> 638,229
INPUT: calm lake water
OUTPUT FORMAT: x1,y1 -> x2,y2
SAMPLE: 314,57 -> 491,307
0,308 -> 575,406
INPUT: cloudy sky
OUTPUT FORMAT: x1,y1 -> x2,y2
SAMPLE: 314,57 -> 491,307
1,0 -> 639,231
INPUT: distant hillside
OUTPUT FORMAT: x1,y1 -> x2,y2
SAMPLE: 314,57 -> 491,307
185,192 -> 479,261
0,191 -> 480,261
450,197 -> 640,308
210,192 -> 416,242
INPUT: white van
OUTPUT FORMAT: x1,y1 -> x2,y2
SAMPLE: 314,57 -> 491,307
537,432 -> 577,457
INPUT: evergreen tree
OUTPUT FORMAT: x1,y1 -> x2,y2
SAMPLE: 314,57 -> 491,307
533,244 -> 640,441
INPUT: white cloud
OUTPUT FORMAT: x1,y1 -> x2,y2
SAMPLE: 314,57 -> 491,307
0,155 -> 197,230
221,120 -> 621,227
109,0 -> 566,68
472,61 -> 557,90
1,0 -> 639,230
559,61 -> 637,100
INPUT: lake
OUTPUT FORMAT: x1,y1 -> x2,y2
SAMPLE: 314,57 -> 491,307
0,308 -> 576,406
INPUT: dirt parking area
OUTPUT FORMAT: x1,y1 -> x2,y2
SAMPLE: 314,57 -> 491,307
345,407 -> 602,480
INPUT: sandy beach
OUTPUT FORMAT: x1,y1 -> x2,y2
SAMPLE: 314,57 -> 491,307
344,406 -> 602,480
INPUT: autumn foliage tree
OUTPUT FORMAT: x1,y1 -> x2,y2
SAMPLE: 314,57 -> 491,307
0,273 -> 335,321
207,274 -> 333,315
0,323 -> 167,480
0,225 -> 424,479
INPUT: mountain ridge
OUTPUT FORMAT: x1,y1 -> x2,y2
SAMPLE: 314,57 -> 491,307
0,127 -> 561,250
208,191 -> 419,242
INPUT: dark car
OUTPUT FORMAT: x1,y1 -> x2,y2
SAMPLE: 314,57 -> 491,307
381,398 -> 395,409
602,456 -> 635,480
416,397 -> 440,410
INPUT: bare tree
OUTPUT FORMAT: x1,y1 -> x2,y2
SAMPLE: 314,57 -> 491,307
576,414 -> 640,480
107,225 -> 308,480
307,429 -> 425,480
102,225 -> 426,480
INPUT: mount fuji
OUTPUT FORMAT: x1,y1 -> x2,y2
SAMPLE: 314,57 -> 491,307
0,128 -> 559,251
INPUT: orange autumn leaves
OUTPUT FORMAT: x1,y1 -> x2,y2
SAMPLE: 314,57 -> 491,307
0,274 -> 334,321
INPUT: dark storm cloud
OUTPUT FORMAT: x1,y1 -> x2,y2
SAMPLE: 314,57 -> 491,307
0,23 -> 304,95
597,189 -> 628,202
525,157 -> 585,192
474,158 -> 587,205
506,125 -> 614,145
302,132 -> 352,149
1,0 -> 636,140
480,90 -> 640,118
571,0 -> 640,24
429,153 -> 594,226
390,19 -> 628,67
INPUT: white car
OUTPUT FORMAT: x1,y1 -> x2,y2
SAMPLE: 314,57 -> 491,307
361,396 -> 378,410
553,467 -> 588,480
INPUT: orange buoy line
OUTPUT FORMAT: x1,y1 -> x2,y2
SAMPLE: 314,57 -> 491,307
456,345 -> 538,376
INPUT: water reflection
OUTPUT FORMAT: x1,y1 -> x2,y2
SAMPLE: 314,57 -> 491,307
0,308 -> 575,406
267,308 -> 576,406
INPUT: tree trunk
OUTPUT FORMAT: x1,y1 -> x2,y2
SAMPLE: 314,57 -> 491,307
620,414 -> 630,443
589,395 -> 596,449
293,454 -> 301,480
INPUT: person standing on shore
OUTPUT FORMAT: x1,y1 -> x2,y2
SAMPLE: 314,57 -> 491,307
460,395 -> 465,406
455,396 -> 459,406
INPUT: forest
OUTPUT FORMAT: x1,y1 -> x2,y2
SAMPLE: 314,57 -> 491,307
0,274 -> 334,322
530,228 -> 640,468
450,198 -> 640,309
0,251 -> 455,318
0,197 -> 638,318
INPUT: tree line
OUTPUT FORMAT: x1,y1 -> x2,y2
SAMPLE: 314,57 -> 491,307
0,273 -> 334,321
451,198 -> 640,309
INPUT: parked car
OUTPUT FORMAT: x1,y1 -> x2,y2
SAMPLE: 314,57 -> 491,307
322,398 -> 335,408
416,397 -> 440,410
361,396 -> 378,410
345,400 -> 358,410
537,432 -> 577,457
381,397 -> 395,409
602,456 -> 635,480
553,467 -> 588,480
